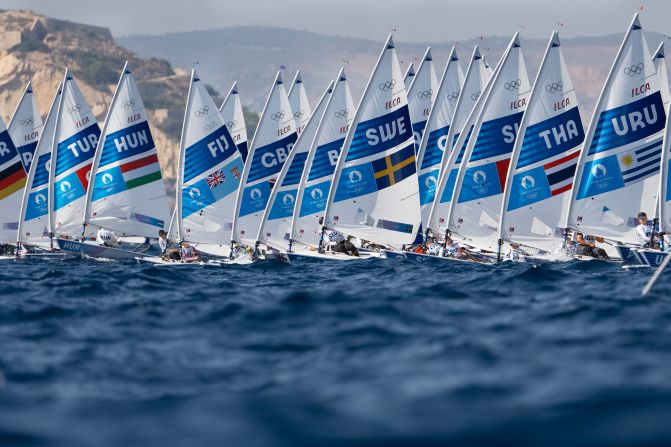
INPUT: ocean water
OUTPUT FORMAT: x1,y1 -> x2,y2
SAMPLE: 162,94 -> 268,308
1,256 -> 671,447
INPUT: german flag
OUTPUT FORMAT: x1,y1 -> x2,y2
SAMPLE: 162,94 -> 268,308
0,161 -> 27,200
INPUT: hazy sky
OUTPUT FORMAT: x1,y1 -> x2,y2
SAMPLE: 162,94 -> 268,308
4,0 -> 671,41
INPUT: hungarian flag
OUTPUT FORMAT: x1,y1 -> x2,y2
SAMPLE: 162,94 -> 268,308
120,153 -> 161,190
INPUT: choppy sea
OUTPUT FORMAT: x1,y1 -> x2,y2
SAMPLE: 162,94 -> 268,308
1,256 -> 671,447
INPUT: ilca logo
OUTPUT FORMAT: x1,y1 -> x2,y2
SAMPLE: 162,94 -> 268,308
378,79 -> 396,91
310,188 -> 323,200
624,62 -> 644,76
101,173 -> 114,185
271,110 -> 286,121
250,188 -> 262,200
349,170 -> 363,183
504,79 -> 521,91
189,187 -> 201,199
282,193 -> 295,206
195,106 -> 209,118
417,89 -> 432,100
546,80 -> 563,94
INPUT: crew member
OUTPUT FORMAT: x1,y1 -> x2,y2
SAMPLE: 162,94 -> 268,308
635,212 -> 659,248
96,228 -> 120,247
575,232 -> 609,259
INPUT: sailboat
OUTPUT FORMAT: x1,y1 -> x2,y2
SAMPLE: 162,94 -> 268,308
48,70 -> 101,249
230,72 -> 298,250
57,63 -> 171,259
404,63 -> 416,90
415,47 -> 464,229
255,81 -> 333,256
16,83 -> 63,255
565,14 -> 666,256
446,34 -> 530,256
219,82 -> 249,162
0,109 -> 27,259
8,82 -> 43,173
288,71 -> 312,135
288,67 -> 356,258
425,46 -> 493,246
497,31 -> 585,260
321,35 -> 420,249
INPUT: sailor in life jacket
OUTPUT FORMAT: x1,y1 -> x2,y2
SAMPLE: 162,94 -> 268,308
504,243 -> 528,262
444,236 -> 462,258
425,237 -> 443,256
324,229 -> 359,256
96,228 -> 120,248
635,212 -> 660,248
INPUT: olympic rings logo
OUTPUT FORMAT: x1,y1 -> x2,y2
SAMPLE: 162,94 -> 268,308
504,79 -> 521,91
204,121 -> 217,131
271,110 -> 286,121
294,110 -> 305,119
20,118 -> 34,127
67,104 -> 82,114
624,63 -> 644,76
545,81 -> 563,94
194,106 -> 209,117
378,79 -> 396,91
334,109 -> 349,119
417,89 -> 432,100
471,91 -> 481,101
121,99 -> 135,108
226,120 -> 237,130
446,90 -> 460,102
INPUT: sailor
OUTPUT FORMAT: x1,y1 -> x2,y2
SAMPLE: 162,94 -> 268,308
504,243 -> 528,262
158,229 -> 179,260
425,237 -> 442,256
96,228 -> 120,248
575,232 -> 609,259
444,236 -> 462,258
179,242 -> 201,263
325,229 -> 359,256
635,212 -> 659,248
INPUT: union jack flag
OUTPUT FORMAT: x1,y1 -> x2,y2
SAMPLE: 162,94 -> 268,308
207,169 -> 226,188
231,167 -> 241,180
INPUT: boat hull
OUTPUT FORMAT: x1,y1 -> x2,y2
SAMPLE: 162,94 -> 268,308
57,239 -> 148,260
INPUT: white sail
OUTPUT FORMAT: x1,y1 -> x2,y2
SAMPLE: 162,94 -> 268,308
288,71 -> 312,135
8,82 -> 43,172
323,35 -> 420,245
407,48 -> 438,154
404,63 -> 416,90
566,14 -> 665,244
176,69 -> 244,245
498,32 -> 585,253
290,68 -> 355,249
448,34 -> 530,251
17,84 -> 62,247
426,46 -> 493,236
219,82 -> 249,162
49,71 -> 101,238
231,72 -> 297,245
654,43 -> 670,107
415,47 -> 464,227
656,45 -> 671,232
84,63 -> 170,238
0,114 -> 26,244
257,81 -> 333,251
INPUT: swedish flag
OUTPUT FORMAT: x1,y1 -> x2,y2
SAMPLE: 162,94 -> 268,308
371,144 -> 416,190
